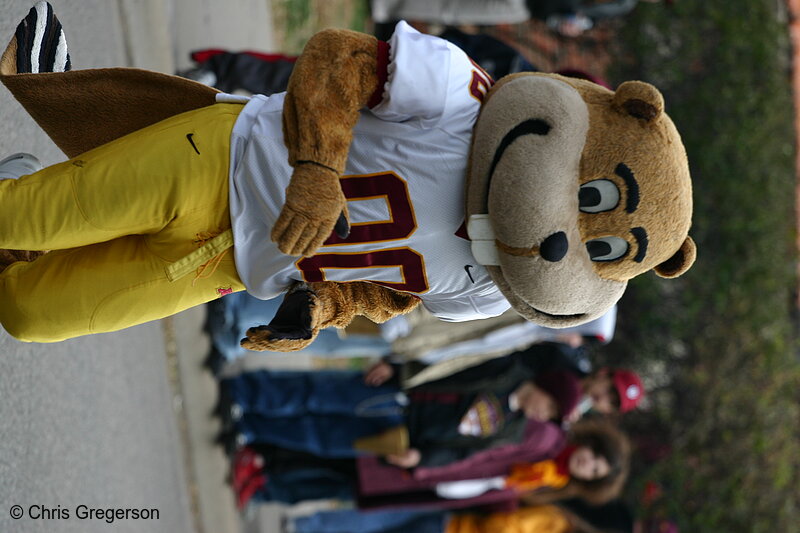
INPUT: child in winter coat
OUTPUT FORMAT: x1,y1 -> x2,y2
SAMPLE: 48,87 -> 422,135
435,418 -> 630,507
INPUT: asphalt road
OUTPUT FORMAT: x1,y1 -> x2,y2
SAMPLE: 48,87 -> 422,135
0,1 -> 278,530
0,326 -> 194,533
0,1 -> 193,531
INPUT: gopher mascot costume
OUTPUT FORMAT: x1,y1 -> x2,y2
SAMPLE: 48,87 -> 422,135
0,2 -> 694,350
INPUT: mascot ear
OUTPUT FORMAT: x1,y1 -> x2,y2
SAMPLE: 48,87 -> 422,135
613,81 -> 664,121
654,237 -> 696,278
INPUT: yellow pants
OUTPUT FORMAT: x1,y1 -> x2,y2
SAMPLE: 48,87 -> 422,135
0,103 -> 246,342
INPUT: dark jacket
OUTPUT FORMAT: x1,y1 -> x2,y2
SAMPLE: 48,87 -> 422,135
403,351 -> 550,467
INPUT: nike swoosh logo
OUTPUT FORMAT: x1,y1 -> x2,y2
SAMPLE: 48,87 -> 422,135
464,264 -> 475,283
186,133 -> 200,155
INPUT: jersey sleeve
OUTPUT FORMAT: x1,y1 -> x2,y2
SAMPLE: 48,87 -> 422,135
369,21 -> 488,134
421,289 -> 511,322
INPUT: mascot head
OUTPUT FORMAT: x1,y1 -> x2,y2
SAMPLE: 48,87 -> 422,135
466,73 -> 695,327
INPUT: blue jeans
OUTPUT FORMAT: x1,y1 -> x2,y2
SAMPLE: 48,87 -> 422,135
222,370 -> 405,457
253,466 -> 356,504
206,292 -> 392,361
291,509 -> 446,533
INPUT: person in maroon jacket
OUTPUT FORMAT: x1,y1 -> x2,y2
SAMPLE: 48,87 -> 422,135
230,418 -> 566,511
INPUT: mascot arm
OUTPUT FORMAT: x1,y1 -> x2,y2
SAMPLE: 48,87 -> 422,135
273,29 -> 384,257
241,281 -> 419,352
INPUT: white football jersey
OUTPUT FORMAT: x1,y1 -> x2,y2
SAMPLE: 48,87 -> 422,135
227,21 -> 509,321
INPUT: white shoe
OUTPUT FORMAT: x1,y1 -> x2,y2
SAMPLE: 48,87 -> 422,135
0,153 -> 43,180
178,67 -> 217,87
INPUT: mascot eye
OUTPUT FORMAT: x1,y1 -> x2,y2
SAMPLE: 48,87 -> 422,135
586,237 -> 629,262
579,180 -> 620,213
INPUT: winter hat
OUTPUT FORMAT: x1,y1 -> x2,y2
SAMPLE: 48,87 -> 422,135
533,370 -> 581,420
610,368 -> 645,413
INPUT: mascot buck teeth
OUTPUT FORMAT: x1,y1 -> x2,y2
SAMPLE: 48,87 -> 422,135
0,2 -> 694,348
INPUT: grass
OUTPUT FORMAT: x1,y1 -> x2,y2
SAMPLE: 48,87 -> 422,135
270,0 -> 370,53
606,1 -> 800,530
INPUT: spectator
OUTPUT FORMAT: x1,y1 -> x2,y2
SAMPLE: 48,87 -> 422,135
384,306 -> 616,382
179,49 -> 296,95
575,367 -> 645,418
366,341 -> 644,420
528,0 -> 669,38
371,0 -> 532,27
230,419 -> 628,517
180,25 -> 536,97
222,363 -> 580,467
435,418 -> 631,505
230,415 -> 564,509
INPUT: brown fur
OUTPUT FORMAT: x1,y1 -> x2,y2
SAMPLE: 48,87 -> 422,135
0,35 -> 17,75
466,73 -> 694,327
309,280 -> 420,326
269,163 -> 349,257
654,236 -> 696,278
572,78 -> 694,282
282,29 -> 379,172
466,74 -> 626,326
241,281 -> 419,352
0,68 -> 218,158
272,29 -> 381,257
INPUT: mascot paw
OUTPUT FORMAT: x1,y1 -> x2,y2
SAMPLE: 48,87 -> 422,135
240,282 -> 322,352
240,330 -> 317,352
270,163 -> 349,257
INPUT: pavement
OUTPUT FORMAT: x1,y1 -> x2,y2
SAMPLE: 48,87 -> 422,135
0,1 -> 278,532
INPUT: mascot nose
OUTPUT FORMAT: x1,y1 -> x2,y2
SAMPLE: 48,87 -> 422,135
540,231 -> 568,262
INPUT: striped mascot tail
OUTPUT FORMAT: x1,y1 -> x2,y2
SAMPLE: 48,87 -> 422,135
0,0 -> 218,159
0,2 -> 69,272
10,1 -> 70,74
